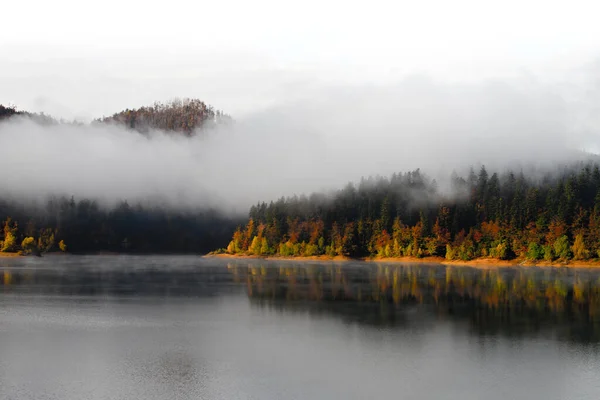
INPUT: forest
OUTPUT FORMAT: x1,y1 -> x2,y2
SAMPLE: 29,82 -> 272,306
0,198 -> 237,255
0,100 -> 239,255
223,162 -> 600,263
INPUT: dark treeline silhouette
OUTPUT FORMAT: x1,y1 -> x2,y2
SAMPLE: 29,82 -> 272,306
225,162 -> 600,262
0,100 -> 237,255
0,197 -> 239,254
0,104 -> 63,125
0,105 -> 19,120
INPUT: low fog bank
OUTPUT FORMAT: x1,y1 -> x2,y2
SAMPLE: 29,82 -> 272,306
0,74 -> 597,212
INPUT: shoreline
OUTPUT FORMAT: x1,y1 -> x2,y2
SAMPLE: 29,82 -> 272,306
3,250 -> 597,268
205,253 -> 600,268
0,252 -> 24,258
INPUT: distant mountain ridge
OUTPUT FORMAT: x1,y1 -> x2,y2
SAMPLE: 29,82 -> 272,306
0,98 -> 230,135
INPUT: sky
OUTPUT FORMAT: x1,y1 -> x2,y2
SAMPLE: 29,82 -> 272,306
1,0 -> 600,209
2,0 -> 600,119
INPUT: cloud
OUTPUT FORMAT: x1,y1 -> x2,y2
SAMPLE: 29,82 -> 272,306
0,72 -> 596,212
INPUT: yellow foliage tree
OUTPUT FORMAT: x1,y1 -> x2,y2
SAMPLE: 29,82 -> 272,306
260,237 -> 270,255
572,234 -> 589,260
1,218 -> 18,252
226,241 -> 236,254
249,236 -> 262,255
21,237 -> 37,255
37,228 -> 55,253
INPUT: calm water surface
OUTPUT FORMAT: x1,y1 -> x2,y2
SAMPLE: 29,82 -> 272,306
1,255 -> 600,399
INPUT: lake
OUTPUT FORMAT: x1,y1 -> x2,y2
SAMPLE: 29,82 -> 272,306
1,255 -> 600,400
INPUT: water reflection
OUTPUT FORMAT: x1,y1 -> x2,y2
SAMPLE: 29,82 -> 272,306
0,261 -> 235,297
230,262 -> 600,343
2,257 -> 600,343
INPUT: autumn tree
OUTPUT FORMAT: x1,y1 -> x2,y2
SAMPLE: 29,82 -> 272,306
21,237 -> 38,255
1,218 -> 18,252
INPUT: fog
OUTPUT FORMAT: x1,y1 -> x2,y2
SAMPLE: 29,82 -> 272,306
0,72 -> 597,212
2,0 -> 599,213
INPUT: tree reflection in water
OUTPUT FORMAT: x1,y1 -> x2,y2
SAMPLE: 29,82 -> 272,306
230,263 -> 600,343
2,260 -> 600,343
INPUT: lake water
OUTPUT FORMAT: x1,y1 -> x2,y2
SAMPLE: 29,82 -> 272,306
1,255 -> 600,400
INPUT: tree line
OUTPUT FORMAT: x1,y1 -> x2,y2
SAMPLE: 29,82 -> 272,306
224,162 -> 600,262
0,197 -> 239,255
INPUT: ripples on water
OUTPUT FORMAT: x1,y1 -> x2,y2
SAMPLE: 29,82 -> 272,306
1,255 -> 600,400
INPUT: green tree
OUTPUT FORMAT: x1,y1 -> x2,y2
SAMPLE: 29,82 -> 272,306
526,242 -> 543,260
553,235 -> 571,260
543,244 -> 555,261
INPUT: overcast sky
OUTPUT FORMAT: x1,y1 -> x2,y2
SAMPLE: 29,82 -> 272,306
2,0 -> 600,120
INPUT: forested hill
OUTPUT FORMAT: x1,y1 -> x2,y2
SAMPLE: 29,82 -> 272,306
224,162 -> 600,263
0,99 -> 238,255
1,98 -> 230,134
96,98 -> 231,135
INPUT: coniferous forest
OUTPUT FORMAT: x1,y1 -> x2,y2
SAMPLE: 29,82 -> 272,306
224,163 -> 600,263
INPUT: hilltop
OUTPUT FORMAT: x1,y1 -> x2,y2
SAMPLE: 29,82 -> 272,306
0,98 -> 230,135
95,98 -> 231,135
